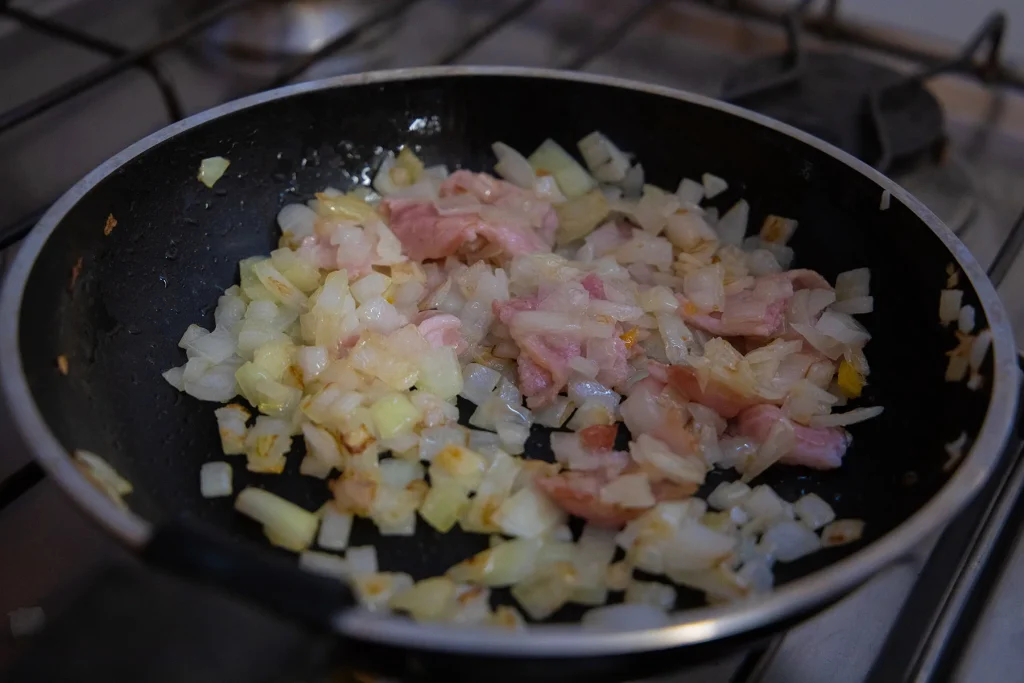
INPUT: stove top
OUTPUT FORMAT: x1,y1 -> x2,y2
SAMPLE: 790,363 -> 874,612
1,1 -> 1023,681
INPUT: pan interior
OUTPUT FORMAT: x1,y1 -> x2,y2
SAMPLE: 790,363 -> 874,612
16,74 -> 994,619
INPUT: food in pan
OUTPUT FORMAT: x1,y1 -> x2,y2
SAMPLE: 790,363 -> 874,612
163,133 -> 888,623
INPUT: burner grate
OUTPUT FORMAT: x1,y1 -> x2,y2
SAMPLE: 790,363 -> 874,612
721,2 -> 1010,172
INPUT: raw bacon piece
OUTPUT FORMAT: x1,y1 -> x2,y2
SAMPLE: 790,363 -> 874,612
659,364 -> 767,419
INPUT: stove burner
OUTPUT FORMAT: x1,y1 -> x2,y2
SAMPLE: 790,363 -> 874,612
722,51 -> 945,171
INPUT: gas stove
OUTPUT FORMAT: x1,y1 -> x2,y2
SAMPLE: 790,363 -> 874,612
1,1 -> 1023,681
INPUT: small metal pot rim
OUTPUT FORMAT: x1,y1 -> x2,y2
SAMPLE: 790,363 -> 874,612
1,66 -> 1017,658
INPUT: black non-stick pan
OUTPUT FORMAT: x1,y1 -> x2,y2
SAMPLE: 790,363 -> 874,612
0,68 -> 1018,682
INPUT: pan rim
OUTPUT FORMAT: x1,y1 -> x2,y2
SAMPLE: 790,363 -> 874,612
1,65 -> 1018,657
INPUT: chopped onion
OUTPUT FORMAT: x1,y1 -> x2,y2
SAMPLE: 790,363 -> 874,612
624,580 -> 676,611
707,481 -> 752,510
944,431 -> 968,472
353,572 -> 415,612
578,131 -> 631,183
73,450 -> 132,509
715,199 -> 749,246
460,363 -> 502,405
761,520 -> 821,562
448,538 -> 542,587
555,190 -> 610,245
600,473 -> 656,508
675,177 -> 704,206
830,296 -> 874,315
318,507 -> 354,550
958,305 -> 976,334
820,519 -> 865,547
200,461 -> 233,498
496,483 -> 566,538
702,173 -> 728,199
835,268 -> 870,301
793,493 -> 835,530
198,156 -> 230,188
492,142 -> 537,189
390,577 -> 459,622
235,488 -> 318,552
970,328 -> 992,372
939,289 -> 963,324
808,405 -> 883,428
346,545 -> 379,577
213,404 -> 250,455
528,138 -> 597,199
880,189 -> 891,210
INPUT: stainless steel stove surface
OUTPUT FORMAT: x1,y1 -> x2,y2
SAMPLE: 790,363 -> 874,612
1,1 -> 1023,681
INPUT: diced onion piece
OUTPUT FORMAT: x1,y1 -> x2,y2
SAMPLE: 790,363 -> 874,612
73,450 -> 133,509
880,189 -> 891,210
351,272 -> 392,305
162,366 -> 185,390
299,551 -> 349,580
808,405 -> 883,428
820,519 -> 865,547
630,434 -> 706,485
835,268 -> 870,301
939,289 -> 963,324
430,445 -> 487,492
488,605 -> 527,630
346,546 -> 379,577
578,131 -> 631,183
702,173 -> 728,199
600,473 -> 655,508
970,329 -> 992,373
624,579 -> 676,611
213,404 -> 250,455
511,561 -> 577,620
534,396 -> 575,428
958,305 -> 976,334
496,484 -> 566,538
715,199 -> 748,246
460,363 -> 501,405
353,572 -> 414,612
707,481 -> 752,510
318,507 -> 354,550
740,418 -> 796,483
528,138 -> 597,199
815,311 -> 871,346
198,156 -> 230,188
447,538 -> 542,587
759,215 -> 797,245
492,142 -> 537,189
419,425 -> 468,462
944,431 -> 968,472
379,459 -> 424,489
235,487 -> 319,552
390,576 -> 458,622
419,478 -> 470,532
663,520 -> 737,572
793,493 -> 835,530
370,393 -> 421,440
417,346 -> 462,400
761,520 -> 821,562
200,461 -> 233,498
740,485 -> 785,522
676,177 -> 704,206
946,354 -> 969,382
830,296 -> 874,315
555,190 -> 609,245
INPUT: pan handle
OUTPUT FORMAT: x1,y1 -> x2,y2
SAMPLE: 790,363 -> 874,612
142,518 -> 353,630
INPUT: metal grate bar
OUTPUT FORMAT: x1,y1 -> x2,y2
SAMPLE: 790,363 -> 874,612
265,0 -> 426,89
437,0 -> 543,66
562,0 -> 666,70
0,5 -> 185,121
0,0 -> 263,136
678,0 -> 1024,91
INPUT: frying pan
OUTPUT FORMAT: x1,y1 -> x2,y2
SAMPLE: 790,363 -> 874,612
0,67 -> 1018,682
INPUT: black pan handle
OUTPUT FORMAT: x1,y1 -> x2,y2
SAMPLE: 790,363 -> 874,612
143,518 -> 354,630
